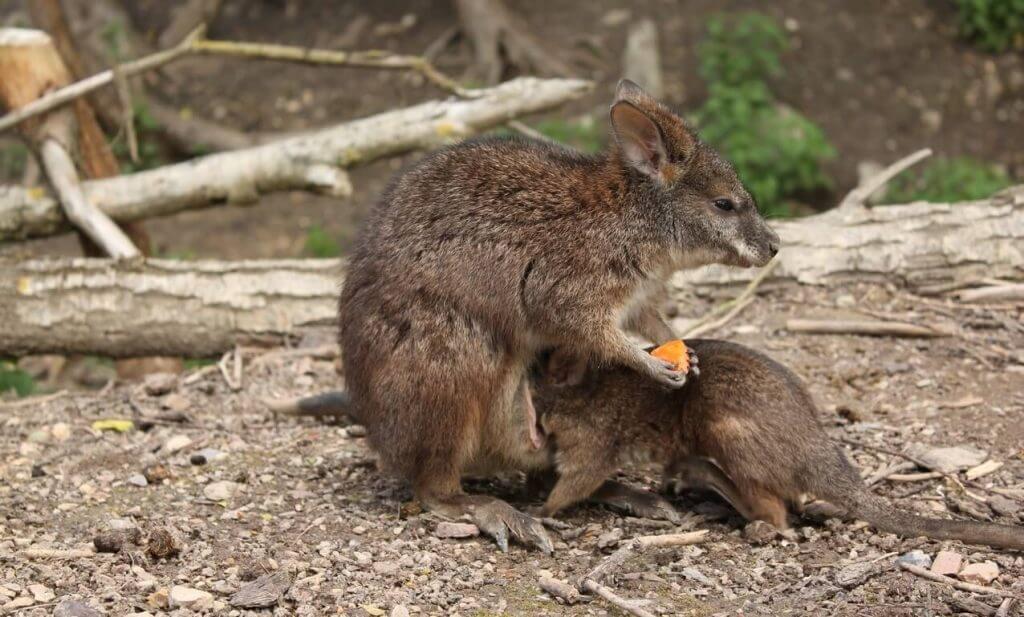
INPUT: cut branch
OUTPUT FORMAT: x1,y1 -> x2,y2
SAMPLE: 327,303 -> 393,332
837,148 -> 932,210
785,319 -> 950,338
0,77 -> 591,241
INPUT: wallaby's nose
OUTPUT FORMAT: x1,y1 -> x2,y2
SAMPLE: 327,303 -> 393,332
768,241 -> 779,257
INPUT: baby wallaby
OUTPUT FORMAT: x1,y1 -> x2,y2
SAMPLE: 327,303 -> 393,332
532,339 -> 1024,551
337,79 -> 778,551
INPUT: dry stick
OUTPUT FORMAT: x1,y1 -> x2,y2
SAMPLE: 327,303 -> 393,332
20,547 -> 96,559
39,140 -> 140,258
837,148 -> 933,210
898,563 -> 1024,601
0,28 -> 474,135
956,283 -> 1024,304
864,461 -> 917,487
189,38 -> 476,98
582,531 -> 709,587
681,258 -> 779,338
0,389 -> 69,409
580,580 -> 655,617
538,575 -> 581,605
785,319 -> 950,338
0,27 -> 201,133
111,63 -> 138,163
996,598 -> 1018,617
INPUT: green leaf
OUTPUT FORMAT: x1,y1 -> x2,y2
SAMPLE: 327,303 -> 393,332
91,419 -> 135,433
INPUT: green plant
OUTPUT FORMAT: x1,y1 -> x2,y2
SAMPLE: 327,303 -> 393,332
532,116 -> 605,153
111,102 -> 167,172
304,225 -> 341,257
695,13 -> 834,217
0,142 -> 28,180
886,157 -> 1012,203
956,0 -> 1024,52
0,359 -> 35,398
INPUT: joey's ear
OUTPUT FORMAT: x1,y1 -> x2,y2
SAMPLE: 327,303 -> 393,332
610,100 -> 669,182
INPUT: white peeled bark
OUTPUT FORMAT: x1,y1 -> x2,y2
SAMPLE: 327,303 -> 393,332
3,190 -> 1022,358
0,77 -> 592,241
672,186 -> 1024,292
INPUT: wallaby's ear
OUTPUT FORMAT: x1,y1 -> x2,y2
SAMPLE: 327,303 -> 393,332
610,100 -> 669,182
614,79 -> 649,105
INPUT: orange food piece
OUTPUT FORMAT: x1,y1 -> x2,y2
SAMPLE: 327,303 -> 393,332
650,339 -> 690,373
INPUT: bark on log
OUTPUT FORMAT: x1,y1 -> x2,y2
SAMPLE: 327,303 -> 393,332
1,258 -> 341,358
3,190 -> 1022,358
671,185 -> 1024,292
0,76 -> 591,241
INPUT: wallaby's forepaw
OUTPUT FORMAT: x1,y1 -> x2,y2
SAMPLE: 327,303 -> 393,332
686,347 -> 700,377
473,500 -> 553,555
641,354 -> 689,389
594,481 -> 682,523
743,520 -> 797,545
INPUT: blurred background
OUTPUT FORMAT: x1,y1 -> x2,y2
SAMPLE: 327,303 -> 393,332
1,0 -> 1021,262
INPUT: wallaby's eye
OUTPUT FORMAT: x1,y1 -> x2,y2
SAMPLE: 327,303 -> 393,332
713,198 -> 735,212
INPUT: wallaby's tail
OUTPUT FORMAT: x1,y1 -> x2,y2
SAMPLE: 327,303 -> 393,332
263,390 -> 359,422
809,448 -> 1024,551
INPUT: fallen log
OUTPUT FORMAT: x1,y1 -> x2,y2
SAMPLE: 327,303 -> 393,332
0,76 -> 591,241
3,190 -> 1023,357
672,185 -> 1024,292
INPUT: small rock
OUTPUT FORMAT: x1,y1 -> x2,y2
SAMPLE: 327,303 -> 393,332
989,494 -> 1021,517
161,393 -> 191,412
27,584 -> 54,602
391,605 -> 410,617
204,480 -> 240,501
53,599 -> 102,617
126,473 -> 148,487
30,465 -> 45,478
163,434 -> 193,453
168,585 -> 213,610
2,598 -> 34,610
146,589 -> 168,609
146,528 -> 180,559
51,422 -> 71,442
229,571 -> 291,609
144,372 -> 178,395
904,443 -> 987,473
94,527 -> 141,553
189,448 -> 224,465
372,560 -> 400,576
142,464 -> 171,484
346,425 -> 367,438
897,550 -> 932,569
958,561 -> 999,585
836,562 -> 875,588
597,527 -> 624,549
931,550 -> 963,576
352,525 -> 367,535
434,522 -> 479,539
27,429 -> 50,444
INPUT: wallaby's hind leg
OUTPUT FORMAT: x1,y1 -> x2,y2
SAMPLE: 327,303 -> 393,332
421,489 -> 553,554
591,480 -> 681,523
666,457 -> 791,529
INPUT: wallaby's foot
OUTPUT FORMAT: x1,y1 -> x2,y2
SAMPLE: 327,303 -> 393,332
591,480 -> 682,523
425,493 -> 553,554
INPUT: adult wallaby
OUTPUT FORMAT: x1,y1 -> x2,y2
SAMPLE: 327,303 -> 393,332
336,79 -> 779,552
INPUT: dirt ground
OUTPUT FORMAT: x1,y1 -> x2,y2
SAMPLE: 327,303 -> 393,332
2,283 -> 1023,616
5,0 -> 1024,260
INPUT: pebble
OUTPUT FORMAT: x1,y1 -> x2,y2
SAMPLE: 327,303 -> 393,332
434,522 -> 479,539
372,561 -> 400,576
190,448 -> 225,465
146,528 -> 181,559
53,599 -> 102,617
126,474 -> 148,487
958,561 -> 999,585
931,550 -> 963,576
346,425 -> 367,438
904,443 -> 987,473
27,584 -> 54,602
163,434 -> 193,453
391,606 -> 410,617
143,464 -> 171,484
168,585 -> 213,609
204,480 -> 240,501
988,494 -> 1021,517
597,527 -> 624,549
2,598 -> 33,610
51,422 -> 71,442
144,372 -> 177,396
161,393 -> 191,412
352,525 -> 367,535
836,562 -> 875,588
897,550 -> 932,569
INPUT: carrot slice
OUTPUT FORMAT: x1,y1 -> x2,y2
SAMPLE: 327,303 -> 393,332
650,339 -> 690,373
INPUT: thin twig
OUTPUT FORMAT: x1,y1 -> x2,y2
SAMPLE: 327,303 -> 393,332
996,598 -> 1018,617
0,27 -> 203,133
785,319 -> 950,338
839,438 -> 993,500
682,258 -> 779,338
838,148 -> 932,210
538,575 -> 581,604
190,38 -> 477,98
0,389 -> 69,409
112,64 -> 138,163
580,579 -> 655,617
898,562 -> 1024,601
582,531 -> 709,586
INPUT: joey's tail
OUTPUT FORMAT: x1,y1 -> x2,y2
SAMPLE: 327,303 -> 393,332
263,390 -> 360,423
809,448 -> 1024,551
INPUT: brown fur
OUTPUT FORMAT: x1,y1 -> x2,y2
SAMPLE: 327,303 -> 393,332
336,79 -> 778,547
532,340 -> 1024,551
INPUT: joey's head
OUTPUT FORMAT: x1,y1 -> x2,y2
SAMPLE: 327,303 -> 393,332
609,79 -> 780,268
